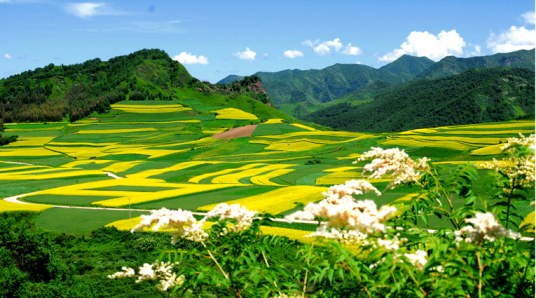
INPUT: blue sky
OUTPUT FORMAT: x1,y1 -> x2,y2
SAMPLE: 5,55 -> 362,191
1,0 -> 534,83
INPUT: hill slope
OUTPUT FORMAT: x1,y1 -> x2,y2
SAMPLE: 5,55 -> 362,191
415,49 -> 535,80
304,67 -> 535,132
218,55 -> 435,105
0,49 -> 286,124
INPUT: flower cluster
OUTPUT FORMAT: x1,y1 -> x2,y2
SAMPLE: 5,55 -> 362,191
403,250 -> 428,271
131,208 -> 208,243
286,181 -> 396,238
108,260 -> 185,292
322,179 -> 381,204
356,147 -> 430,191
454,212 -> 521,244
305,227 -> 371,245
478,134 -> 535,190
200,203 -> 258,234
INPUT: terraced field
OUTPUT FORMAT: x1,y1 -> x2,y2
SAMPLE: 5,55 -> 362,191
1,99 -> 534,235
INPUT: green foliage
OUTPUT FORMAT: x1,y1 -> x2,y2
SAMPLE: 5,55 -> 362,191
416,48 -> 535,80
305,67 -> 535,132
0,134 -> 17,145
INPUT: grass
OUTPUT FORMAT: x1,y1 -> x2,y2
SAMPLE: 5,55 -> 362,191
91,185 -> 179,192
132,186 -> 252,210
22,194 -> 117,206
33,208 -> 150,235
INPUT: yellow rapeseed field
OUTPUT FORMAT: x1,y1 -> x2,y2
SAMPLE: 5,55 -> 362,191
214,108 -> 258,120
93,183 -> 243,207
262,131 -> 365,139
156,137 -> 221,148
248,139 -> 273,145
60,160 -> 113,168
128,161 -> 221,179
250,169 -> 295,186
6,126 -> 64,131
336,153 -> 363,160
101,161 -> 145,173
4,137 -> 56,147
454,121 -> 535,129
265,141 -> 324,152
77,128 -> 157,134
439,129 -> 534,135
198,185 -> 327,214
264,119 -> 283,124
0,169 -> 107,181
47,142 -> 116,147
400,128 -> 437,134
189,163 -> 263,183
291,123 -> 316,131
0,165 -> 46,173
111,104 -> 191,113
0,148 -> 62,157
323,166 -> 362,172
470,144 -> 504,155
0,200 -> 52,212
211,164 -> 293,184
316,171 -> 391,185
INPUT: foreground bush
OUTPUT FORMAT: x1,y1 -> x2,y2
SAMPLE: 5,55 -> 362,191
109,135 -> 535,297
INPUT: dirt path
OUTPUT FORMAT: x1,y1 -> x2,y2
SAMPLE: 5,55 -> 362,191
213,125 -> 257,139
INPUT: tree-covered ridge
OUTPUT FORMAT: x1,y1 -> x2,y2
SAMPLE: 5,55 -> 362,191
217,49 -> 535,109
304,67 -> 535,132
415,48 -> 535,80
218,56 -> 435,105
0,49 -> 276,124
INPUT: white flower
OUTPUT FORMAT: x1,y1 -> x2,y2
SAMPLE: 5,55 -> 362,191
131,208 -> 208,243
108,260 -> 185,292
108,266 -> 135,279
200,203 -> 257,234
356,147 -> 430,191
286,199 -> 396,235
404,250 -> 428,271
454,212 -> 521,244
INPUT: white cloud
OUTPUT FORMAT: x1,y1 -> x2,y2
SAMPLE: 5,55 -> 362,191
487,26 -> 536,53
283,50 -> 304,59
521,11 -> 535,25
3,53 -> 24,59
341,43 -> 362,55
172,52 -> 209,65
232,47 -> 256,61
356,61 -> 361,64
302,38 -> 362,56
469,45 -> 482,56
379,30 -> 466,63
64,2 -> 127,18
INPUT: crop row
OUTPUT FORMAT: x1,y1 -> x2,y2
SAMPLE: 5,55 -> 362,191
198,185 -> 327,214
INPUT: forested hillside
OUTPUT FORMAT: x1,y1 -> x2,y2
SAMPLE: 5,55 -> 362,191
415,49 -> 535,80
304,67 -> 535,132
0,49 -> 279,125
218,56 -> 435,105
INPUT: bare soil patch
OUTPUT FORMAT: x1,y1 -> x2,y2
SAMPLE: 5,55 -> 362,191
213,125 -> 257,139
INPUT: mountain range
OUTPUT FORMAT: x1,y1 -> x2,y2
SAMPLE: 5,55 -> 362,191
218,49 -> 535,113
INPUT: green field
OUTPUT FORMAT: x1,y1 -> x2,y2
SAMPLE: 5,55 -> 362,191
0,99 -> 533,237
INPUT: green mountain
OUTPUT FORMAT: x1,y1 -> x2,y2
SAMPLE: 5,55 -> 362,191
304,67 -> 535,132
218,55 -> 435,105
278,79 -> 399,119
378,54 -> 435,79
217,74 -> 244,85
0,49 -> 287,125
415,49 -> 535,80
